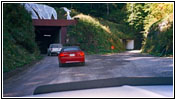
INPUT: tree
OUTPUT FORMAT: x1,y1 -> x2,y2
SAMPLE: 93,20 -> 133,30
126,3 -> 146,31
107,3 -> 109,15
143,3 -> 173,34
125,3 -> 147,49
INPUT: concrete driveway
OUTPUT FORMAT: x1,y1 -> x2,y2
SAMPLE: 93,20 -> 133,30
3,50 -> 173,97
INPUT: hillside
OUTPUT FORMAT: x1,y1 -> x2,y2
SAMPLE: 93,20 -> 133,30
98,18 -> 135,39
55,8 -> 136,54
65,14 -> 126,54
3,4 -> 41,72
142,14 -> 173,56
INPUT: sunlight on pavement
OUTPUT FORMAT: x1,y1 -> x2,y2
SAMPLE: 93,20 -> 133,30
126,50 -> 142,53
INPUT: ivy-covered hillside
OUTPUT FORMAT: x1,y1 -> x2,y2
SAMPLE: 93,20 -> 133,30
66,14 -> 126,54
3,4 -> 41,72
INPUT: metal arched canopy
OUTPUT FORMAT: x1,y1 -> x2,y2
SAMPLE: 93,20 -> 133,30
23,3 -> 57,20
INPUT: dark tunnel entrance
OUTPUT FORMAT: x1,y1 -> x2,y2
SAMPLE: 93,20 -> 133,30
35,26 -> 61,54
32,19 -> 77,54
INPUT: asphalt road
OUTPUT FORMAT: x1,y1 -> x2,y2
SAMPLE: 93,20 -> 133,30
3,50 -> 173,97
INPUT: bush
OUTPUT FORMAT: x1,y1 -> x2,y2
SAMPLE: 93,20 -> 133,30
3,3 -> 40,72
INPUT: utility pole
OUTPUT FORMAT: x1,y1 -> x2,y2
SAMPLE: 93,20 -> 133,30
71,4 -> 73,9
90,3 -> 93,9
107,3 -> 109,16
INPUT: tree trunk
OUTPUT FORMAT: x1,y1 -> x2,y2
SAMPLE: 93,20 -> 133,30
71,4 -> 73,9
90,3 -> 93,9
107,3 -> 109,16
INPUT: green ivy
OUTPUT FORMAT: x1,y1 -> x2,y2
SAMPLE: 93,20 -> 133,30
3,3 -> 41,72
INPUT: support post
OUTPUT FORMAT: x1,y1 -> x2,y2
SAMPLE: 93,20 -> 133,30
60,26 -> 67,44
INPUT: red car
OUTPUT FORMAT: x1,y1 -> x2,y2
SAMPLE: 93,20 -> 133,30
58,46 -> 85,67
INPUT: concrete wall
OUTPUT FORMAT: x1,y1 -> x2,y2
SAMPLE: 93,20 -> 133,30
126,40 -> 134,50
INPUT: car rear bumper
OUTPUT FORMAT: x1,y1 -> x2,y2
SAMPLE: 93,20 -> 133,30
59,57 -> 85,64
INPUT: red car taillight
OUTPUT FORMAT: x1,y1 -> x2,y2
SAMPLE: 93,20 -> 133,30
78,51 -> 84,56
59,53 -> 65,57
59,53 -> 68,57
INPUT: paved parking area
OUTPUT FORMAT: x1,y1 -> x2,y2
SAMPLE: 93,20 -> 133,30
3,50 -> 173,97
